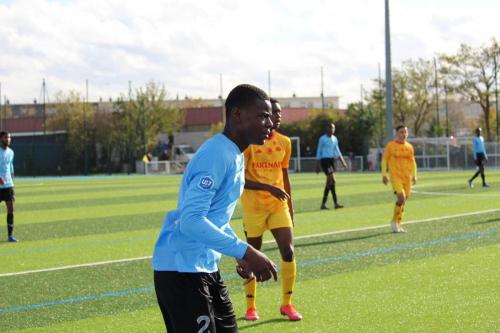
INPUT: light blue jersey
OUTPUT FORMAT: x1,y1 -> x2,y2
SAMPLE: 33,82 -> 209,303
152,133 -> 248,273
0,147 -> 14,189
472,136 -> 487,160
316,134 -> 342,160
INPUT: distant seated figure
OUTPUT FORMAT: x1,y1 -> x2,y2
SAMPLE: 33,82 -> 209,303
143,153 -> 153,163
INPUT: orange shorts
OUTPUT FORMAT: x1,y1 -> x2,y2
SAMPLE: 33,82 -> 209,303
242,204 -> 293,238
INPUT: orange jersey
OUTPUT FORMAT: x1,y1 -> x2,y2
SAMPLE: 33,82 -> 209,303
241,131 -> 291,212
381,140 -> 417,181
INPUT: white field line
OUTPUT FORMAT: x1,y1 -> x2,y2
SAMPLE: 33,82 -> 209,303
1,208 -> 500,278
413,190 -> 500,197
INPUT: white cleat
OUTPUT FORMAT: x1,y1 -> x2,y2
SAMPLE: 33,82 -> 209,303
391,221 -> 398,233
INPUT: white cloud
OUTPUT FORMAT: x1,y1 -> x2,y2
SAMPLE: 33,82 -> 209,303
0,0 -> 499,107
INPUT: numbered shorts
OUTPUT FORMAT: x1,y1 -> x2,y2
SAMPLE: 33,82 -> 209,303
154,270 -> 237,333
0,187 -> 15,202
243,204 -> 293,238
475,152 -> 486,167
391,179 -> 411,197
320,158 -> 336,175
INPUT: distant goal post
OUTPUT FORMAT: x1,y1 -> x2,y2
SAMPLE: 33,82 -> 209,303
144,161 -> 188,175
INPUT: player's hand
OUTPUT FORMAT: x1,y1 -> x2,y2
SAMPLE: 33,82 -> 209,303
242,246 -> 278,283
412,176 -> 417,185
267,185 -> 290,201
0,177 -> 4,185
382,176 -> 389,185
236,259 -> 255,284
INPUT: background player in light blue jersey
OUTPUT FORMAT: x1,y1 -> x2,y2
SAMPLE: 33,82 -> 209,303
0,131 -> 17,242
315,123 -> 347,210
153,84 -> 278,333
468,127 -> 489,188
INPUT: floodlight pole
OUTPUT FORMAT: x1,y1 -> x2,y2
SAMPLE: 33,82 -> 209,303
384,0 -> 393,141
434,57 -> 440,136
494,54 -> 499,141
84,79 -> 89,175
321,66 -> 325,112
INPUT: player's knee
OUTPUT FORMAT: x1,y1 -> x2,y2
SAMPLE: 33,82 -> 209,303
280,245 -> 294,262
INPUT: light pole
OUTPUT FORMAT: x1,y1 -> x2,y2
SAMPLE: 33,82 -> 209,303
494,53 -> 499,141
384,0 -> 394,141
434,57 -> 440,137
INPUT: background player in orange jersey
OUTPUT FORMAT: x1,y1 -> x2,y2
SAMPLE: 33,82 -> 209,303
381,125 -> 417,233
239,98 -> 302,322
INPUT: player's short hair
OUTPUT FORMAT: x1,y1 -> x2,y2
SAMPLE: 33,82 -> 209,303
395,125 -> 406,131
0,131 -> 9,138
225,84 -> 269,115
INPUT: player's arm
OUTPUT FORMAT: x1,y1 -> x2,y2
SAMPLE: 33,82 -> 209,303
472,138 -> 478,161
315,136 -> 323,173
381,146 -> 389,185
283,168 -> 294,222
10,153 -> 14,179
244,178 -> 290,201
411,147 -> 417,185
179,153 -> 248,259
335,143 -> 347,169
282,138 -> 293,220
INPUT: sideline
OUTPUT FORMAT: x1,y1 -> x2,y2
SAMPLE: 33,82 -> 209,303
1,208 -> 499,278
0,228 -> 498,314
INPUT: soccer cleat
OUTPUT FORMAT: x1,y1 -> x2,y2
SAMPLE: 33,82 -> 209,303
280,304 -> 303,321
7,235 -> 18,242
467,180 -> 473,188
334,204 -> 344,209
245,308 -> 259,321
482,183 -> 490,188
391,221 -> 398,233
320,205 -> 329,210
397,224 -> 407,233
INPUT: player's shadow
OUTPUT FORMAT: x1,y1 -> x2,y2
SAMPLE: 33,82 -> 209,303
264,232 -> 391,251
239,317 -> 289,330
472,218 -> 500,225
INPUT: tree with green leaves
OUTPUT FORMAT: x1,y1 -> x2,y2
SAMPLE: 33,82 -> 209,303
440,38 -> 500,140
46,90 -> 96,173
114,81 -> 185,160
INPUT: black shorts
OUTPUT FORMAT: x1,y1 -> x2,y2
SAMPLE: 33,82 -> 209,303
154,270 -> 237,333
475,152 -> 486,167
0,187 -> 15,202
320,158 -> 336,175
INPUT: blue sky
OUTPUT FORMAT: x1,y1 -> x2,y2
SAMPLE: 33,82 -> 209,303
0,0 -> 499,107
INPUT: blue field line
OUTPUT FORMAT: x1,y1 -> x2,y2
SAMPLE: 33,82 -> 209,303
0,287 -> 153,314
0,228 -> 498,315
298,228 -> 499,267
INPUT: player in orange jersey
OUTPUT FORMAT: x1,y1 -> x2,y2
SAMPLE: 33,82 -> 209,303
239,98 -> 302,322
381,125 -> 417,233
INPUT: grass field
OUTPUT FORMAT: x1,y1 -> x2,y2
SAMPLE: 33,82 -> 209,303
0,171 -> 499,332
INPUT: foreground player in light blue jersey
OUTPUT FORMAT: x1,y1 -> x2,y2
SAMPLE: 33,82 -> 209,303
0,131 -> 16,242
315,123 -> 347,210
153,84 -> 278,333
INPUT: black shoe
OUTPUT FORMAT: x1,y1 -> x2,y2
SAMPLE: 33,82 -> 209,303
483,183 -> 490,188
334,204 -> 344,209
320,205 -> 329,210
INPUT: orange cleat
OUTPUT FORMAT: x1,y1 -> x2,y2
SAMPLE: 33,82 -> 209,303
245,308 -> 259,321
280,304 -> 303,321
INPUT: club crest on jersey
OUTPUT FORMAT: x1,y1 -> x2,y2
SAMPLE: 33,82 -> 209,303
199,176 -> 214,190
